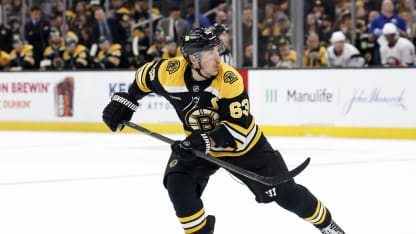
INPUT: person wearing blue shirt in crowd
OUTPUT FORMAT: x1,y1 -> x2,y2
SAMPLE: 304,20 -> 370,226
186,3 -> 211,28
369,0 -> 406,38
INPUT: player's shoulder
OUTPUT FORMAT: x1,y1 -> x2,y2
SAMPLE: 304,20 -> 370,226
158,56 -> 187,75
215,62 -> 244,98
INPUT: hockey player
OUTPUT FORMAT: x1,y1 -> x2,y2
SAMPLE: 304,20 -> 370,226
102,27 -> 345,234
326,31 -> 361,68
379,23 -> 416,67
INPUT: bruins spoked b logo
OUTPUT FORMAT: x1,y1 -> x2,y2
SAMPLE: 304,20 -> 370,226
166,60 -> 180,74
223,71 -> 238,84
185,108 -> 219,131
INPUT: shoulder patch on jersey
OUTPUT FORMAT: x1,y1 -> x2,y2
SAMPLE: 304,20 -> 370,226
223,71 -> 238,84
166,59 -> 180,74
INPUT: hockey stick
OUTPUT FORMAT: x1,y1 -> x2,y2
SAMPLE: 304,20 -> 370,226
121,121 -> 310,186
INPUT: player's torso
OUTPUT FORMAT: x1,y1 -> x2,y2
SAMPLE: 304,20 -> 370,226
152,57 -> 224,132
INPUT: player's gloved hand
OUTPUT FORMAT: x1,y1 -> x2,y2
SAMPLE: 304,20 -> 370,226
102,92 -> 138,132
171,130 -> 211,160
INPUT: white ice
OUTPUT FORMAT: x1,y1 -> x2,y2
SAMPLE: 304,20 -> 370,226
0,130 -> 415,234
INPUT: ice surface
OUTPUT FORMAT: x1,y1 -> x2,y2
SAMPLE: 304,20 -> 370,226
0,131 -> 415,234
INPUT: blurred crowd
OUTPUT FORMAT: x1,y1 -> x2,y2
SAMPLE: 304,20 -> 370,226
0,0 -> 415,71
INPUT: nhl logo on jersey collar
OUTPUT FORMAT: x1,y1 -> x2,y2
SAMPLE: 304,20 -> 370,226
193,85 -> 200,92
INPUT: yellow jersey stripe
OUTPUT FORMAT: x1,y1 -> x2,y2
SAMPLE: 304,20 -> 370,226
314,207 -> 327,225
178,208 -> 205,223
305,200 -> 321,221
184,219 -> 207,234
209,126 -> 262,157
221,118 -> 255,136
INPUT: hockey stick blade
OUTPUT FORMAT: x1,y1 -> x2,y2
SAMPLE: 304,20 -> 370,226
121,121 -> 310,186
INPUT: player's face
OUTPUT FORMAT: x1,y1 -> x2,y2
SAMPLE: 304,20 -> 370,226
199,46 -> 221,77
334,42 -> 344,52
384,34 -> 396,44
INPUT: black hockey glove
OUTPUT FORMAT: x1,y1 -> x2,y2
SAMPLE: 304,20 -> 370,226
171,130 -> 211,160
102,92 -> 138,132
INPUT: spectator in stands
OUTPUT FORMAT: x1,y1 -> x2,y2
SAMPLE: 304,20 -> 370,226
0,49 -> 11,70
8,35 -> 36,71
211,23 -> 234,66
185,3 -> 211,28
326,31 -> 361,67
92,7 -> 127,47
161,36 -> 181,59
52,0 -> 76,25
276,13 -> 293,42
94,35 -> 128,69
259,2 -> 279,37
266,48 -> 281,67
24,5 -> 50,68
79,27 -> 94,50
304,32 -> 328,67
319,14 -> 334,47
242,7 -> 254,49
242,44 -> 254,67
305,0 -> 336,22
276,36 -> 297,68
398,10 -> 416,42
336,11 -> 353,42
213,10 -> 227,25
146,27 -> 166,61
158,6 -> 189,44
72,1 -> 93,34
370,0 -> 407,39
40,28 -> 66,71
379,23 -> 415,67
305,13 -> 323,44
0,21 -> 13,53
63,36 -> 90,70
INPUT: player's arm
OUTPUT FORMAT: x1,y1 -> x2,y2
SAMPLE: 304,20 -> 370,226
209,90 -> 254,150
102,61 -> 159,131
128,60 -> 159,100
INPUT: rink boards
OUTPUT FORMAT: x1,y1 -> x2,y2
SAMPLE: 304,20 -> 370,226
0,68 -> 415,139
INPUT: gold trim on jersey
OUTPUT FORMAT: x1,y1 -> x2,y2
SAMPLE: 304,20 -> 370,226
134,61 -> 156,93
209,124 -> 262,157
304,200 -> 328,225
178,208 -> 207,233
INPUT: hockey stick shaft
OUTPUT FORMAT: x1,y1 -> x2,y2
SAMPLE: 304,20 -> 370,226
121,121 -> 310,186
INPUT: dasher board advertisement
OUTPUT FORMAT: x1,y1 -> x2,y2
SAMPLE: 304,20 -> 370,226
249,69 -> 416,128
0,71 -> 179,124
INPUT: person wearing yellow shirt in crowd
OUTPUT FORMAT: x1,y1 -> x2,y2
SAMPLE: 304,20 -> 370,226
94,36 -> 128,69
40,28 -> 66,70
8,36 -> 36,71
303,32 -> 328,67
63,36 -> 89,70
276,37 -> 297,68
0,50 -> 11,70
161,36 -> 181,59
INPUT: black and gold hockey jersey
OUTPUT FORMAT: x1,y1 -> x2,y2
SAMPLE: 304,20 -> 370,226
130,56 -> 263,157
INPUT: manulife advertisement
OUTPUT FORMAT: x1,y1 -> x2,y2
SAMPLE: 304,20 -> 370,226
248,68 -> 416,138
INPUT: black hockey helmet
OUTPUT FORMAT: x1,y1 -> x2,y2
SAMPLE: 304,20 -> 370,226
210,23 -> 229,36
180,27 -> 222,61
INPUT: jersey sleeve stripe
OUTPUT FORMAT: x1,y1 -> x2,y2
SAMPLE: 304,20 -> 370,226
135,63 -> 152,93
221,119 -> 255,136
221,123 -> 258,152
